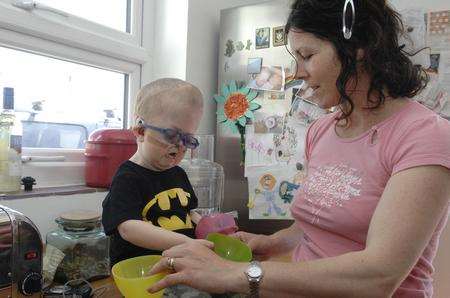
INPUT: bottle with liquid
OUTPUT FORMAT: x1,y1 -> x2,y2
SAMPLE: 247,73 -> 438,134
0,87 -> 22,192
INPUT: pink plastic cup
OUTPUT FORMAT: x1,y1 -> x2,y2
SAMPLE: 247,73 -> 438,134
195,213 -> 238,239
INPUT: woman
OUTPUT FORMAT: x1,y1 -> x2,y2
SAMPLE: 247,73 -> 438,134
148,0 -> 450,297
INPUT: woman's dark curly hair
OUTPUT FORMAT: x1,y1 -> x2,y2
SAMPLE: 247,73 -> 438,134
285,0 -> 429,120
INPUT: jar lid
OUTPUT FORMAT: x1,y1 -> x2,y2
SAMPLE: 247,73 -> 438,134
59,210 -> 100,221
56,210 -> 101,231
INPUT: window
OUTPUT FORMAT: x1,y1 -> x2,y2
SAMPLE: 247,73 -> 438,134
0,46 -> 126,149
37,0 -> 130,32
0,0 -> 151,187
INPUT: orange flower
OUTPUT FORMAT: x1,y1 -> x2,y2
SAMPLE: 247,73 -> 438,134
224,93 -> 249,120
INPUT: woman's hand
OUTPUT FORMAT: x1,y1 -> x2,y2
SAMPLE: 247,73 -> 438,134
186,238 -> 214,247
232,231 -> 274,261
147,241 -> 247,294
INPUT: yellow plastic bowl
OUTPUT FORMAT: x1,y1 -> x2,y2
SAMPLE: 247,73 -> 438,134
112,255 -> 167,298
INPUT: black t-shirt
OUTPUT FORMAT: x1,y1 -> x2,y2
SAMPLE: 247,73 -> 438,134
102,160 -> 198,265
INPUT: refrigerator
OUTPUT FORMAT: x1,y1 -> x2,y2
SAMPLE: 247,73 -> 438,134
217,0 -> 294,234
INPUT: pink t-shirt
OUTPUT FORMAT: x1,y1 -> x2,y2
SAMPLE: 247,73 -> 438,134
290,100 -> 450,297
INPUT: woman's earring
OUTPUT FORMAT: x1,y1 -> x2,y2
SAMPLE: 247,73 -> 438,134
342,0 -> 355,40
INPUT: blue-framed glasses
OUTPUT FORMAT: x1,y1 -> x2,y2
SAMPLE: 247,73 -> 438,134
137,119 -> 199,149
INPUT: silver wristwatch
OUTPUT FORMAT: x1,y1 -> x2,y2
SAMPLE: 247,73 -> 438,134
245,261 -> 264,298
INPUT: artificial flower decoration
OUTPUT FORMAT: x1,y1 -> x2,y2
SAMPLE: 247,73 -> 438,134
214,80 -> 261,164
214,80 -> 260,134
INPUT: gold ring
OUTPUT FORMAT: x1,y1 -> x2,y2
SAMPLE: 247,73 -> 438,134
166,257 -> 175,271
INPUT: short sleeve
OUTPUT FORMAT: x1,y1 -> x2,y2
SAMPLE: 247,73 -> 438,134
101,172 -> 143,235
390,115 -> 450,175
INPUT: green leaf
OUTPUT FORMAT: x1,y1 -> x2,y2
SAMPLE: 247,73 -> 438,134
247,90 -> 258,101
250,102 -> 261,110
230,123 -> 239,134
224,119 -> 238,134
244,110 -> 255,120
239,87 -> 250,95
217,110 -> 227,122
238,116 -> 247,126
221,83 -> 229,97
229,81 -> 237,93
213,95 -> 225,103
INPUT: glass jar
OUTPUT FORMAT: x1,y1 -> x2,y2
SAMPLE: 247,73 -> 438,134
180,134 -> 225,216
46,210 -> 110,283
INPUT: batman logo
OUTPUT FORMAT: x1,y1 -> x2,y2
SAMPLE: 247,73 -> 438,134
141,188 -> 193,231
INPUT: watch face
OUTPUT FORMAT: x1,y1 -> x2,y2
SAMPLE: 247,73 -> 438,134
248,266 -> 262,278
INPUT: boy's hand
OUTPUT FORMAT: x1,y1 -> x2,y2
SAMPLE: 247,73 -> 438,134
189,210 -> 202,225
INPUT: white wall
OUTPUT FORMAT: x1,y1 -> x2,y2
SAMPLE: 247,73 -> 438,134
185,0 -> 269,135
0,192 -> 106,238
151,0 -> 189,80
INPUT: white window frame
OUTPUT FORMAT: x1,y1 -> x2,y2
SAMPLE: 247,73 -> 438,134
0,0 -> 153,187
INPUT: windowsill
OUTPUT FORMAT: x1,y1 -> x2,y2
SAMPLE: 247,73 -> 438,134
0,185 -> 108,200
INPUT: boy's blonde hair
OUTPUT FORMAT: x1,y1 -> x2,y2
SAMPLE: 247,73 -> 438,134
134,78 -> 203,123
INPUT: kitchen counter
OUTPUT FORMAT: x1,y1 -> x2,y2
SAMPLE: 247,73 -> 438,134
90,277 -> 121,297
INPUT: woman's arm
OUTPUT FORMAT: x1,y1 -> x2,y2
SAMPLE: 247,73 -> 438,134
235,165 -> 450,297
148,165 -> 450,297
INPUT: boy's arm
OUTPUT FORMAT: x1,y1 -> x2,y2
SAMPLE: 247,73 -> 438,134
118,220 -> 193,251
190,210 -> 202,225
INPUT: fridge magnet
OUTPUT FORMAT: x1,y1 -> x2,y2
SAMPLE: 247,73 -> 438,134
245,39 -> 252,50
236,40 -> 245,51
214,81 -> 261,163
224,61 -> 230,72
255,27 -> 270,49
247,66 -> 285,91
224,39 -> 235,57
273,26 -> 287,47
